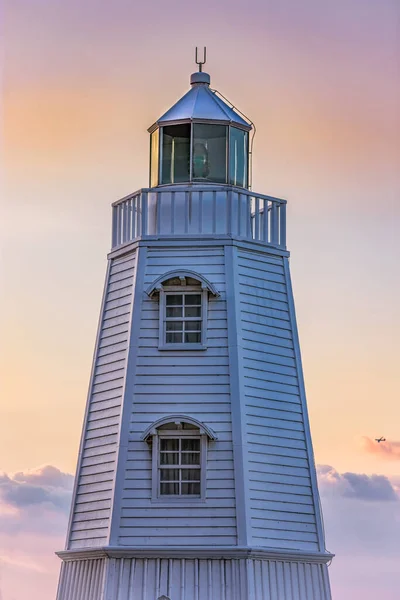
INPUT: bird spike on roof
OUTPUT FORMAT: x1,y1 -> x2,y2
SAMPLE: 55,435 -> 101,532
148,49 -> 252,132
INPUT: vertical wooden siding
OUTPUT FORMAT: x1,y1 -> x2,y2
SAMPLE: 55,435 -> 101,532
117,246 -> 237,546
68,252 -> 136,549
56,559 -> 106,600
236,249 -> 319,551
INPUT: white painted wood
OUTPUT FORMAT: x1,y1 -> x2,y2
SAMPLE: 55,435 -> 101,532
58,190 -> 330,598
112,186 -> 287,249
57,556 -> 331,599
235,247 -> 322,552
66,252 -> 137,550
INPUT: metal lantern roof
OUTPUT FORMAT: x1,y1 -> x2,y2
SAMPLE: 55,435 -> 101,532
148,71 -> 252,132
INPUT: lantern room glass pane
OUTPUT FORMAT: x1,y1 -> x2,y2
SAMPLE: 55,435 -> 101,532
150,129 -> 159,187
161,124 -> 190,184
192,124 -> 227,184
229,127 -> 248,188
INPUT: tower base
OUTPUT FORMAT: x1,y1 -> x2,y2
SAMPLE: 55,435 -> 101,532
56,550 -> 332,599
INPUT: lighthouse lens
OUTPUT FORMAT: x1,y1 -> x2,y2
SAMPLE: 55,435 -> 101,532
192,124 -> 227,184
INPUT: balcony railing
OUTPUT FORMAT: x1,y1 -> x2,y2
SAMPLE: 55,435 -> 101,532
111,186 -> 287,250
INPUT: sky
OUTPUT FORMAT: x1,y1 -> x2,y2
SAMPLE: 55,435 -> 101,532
1,0 -> 400,598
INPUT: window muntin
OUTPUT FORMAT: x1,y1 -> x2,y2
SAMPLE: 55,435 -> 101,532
229,127 -> 248,188
165,292 -> 202,344
150,128 -> 159,187
192,123 -> 227,184
161,124 -> 190,184
159,437 -> 201,497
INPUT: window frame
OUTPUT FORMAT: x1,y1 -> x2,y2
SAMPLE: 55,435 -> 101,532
151,430 -> 208,504
158,286 -> 209,351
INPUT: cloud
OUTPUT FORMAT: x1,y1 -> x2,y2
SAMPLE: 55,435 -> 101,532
317,464 -> 399,502
0,465 -> 73,513
361,436 -> 400,460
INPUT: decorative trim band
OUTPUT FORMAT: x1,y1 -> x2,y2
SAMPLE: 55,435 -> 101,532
57,546 -> 334,564
108,236 -> 290,261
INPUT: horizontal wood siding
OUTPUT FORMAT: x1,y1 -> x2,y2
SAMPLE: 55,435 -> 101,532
237,249 -> 319,551
68,252 -> 136,549
118,246 -> 237,546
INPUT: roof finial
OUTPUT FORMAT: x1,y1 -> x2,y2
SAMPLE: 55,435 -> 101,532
195,47 -> 207,73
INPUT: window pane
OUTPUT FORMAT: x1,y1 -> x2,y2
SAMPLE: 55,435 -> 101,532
185,321 -> 201,332
185,306 -> 201,318
166,321 -> 183,332
150,129 -> 159,188
185,294 -> 201,305
185,332 -> 201,344
181,482 -> 200,495
160,452 -> 179,465
193,124 -> 227,184
160,469 -> 179,481
181,469 -> 201,481
181,439 -> 200,451
181,453 -> 201,465
161,124 -> 190,184
160,439 -> 179,451
166,294 -> 183,306
166,332 -> 183,344
229,127 -> 248,188
160,482 -> 179,495
166,306 -> 183,318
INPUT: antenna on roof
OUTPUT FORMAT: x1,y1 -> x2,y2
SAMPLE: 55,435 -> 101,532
195,47 -> 207,72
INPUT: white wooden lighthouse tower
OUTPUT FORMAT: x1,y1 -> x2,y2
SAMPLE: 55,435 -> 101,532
56,56 -> 333,600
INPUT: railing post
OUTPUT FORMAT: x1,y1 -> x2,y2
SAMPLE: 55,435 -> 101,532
254,196 -> 260,241
227,189 -> 232,235
271,201 -> 279,245
156,191 -> 161,234
262,199 -> 269,243
112,205 -> 117,248
141,191 -> 148,237
279,203 -> 287,248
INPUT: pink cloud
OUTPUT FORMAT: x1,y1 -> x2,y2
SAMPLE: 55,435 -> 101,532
361,437 -> 400,460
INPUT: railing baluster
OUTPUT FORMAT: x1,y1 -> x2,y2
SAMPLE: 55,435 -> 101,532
112,206 -> 117,248
246,195 -> 251,238
117,204 -> 122,245
184,191 -> 189,233
212,190 -> 217,233
254,196 -> 260,241
156,191 -> 161,234
133,195 -> 137,238
237,192 -> 241,236
271,201 -> 279,245
141,191 -> 148,236
171,191 -> 175,234
199,191 -> 203,233
227,189 -> 232,235
262,199 -> 268,243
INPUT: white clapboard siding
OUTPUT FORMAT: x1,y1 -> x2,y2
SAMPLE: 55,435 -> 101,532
67,252 -> 136,549
116,246 -> 237,545
236,248 -> 319,552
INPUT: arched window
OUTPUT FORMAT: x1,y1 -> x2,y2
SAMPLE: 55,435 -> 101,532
142,416 -> 217,502
146,270 -> 219,351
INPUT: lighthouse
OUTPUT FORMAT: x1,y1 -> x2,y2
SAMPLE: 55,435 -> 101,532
56,54 -> 333,599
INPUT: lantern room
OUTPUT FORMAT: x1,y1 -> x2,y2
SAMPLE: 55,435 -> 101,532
148,70 -> 252,189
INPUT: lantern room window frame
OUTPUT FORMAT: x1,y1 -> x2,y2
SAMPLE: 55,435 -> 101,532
149,120 -> 249,189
